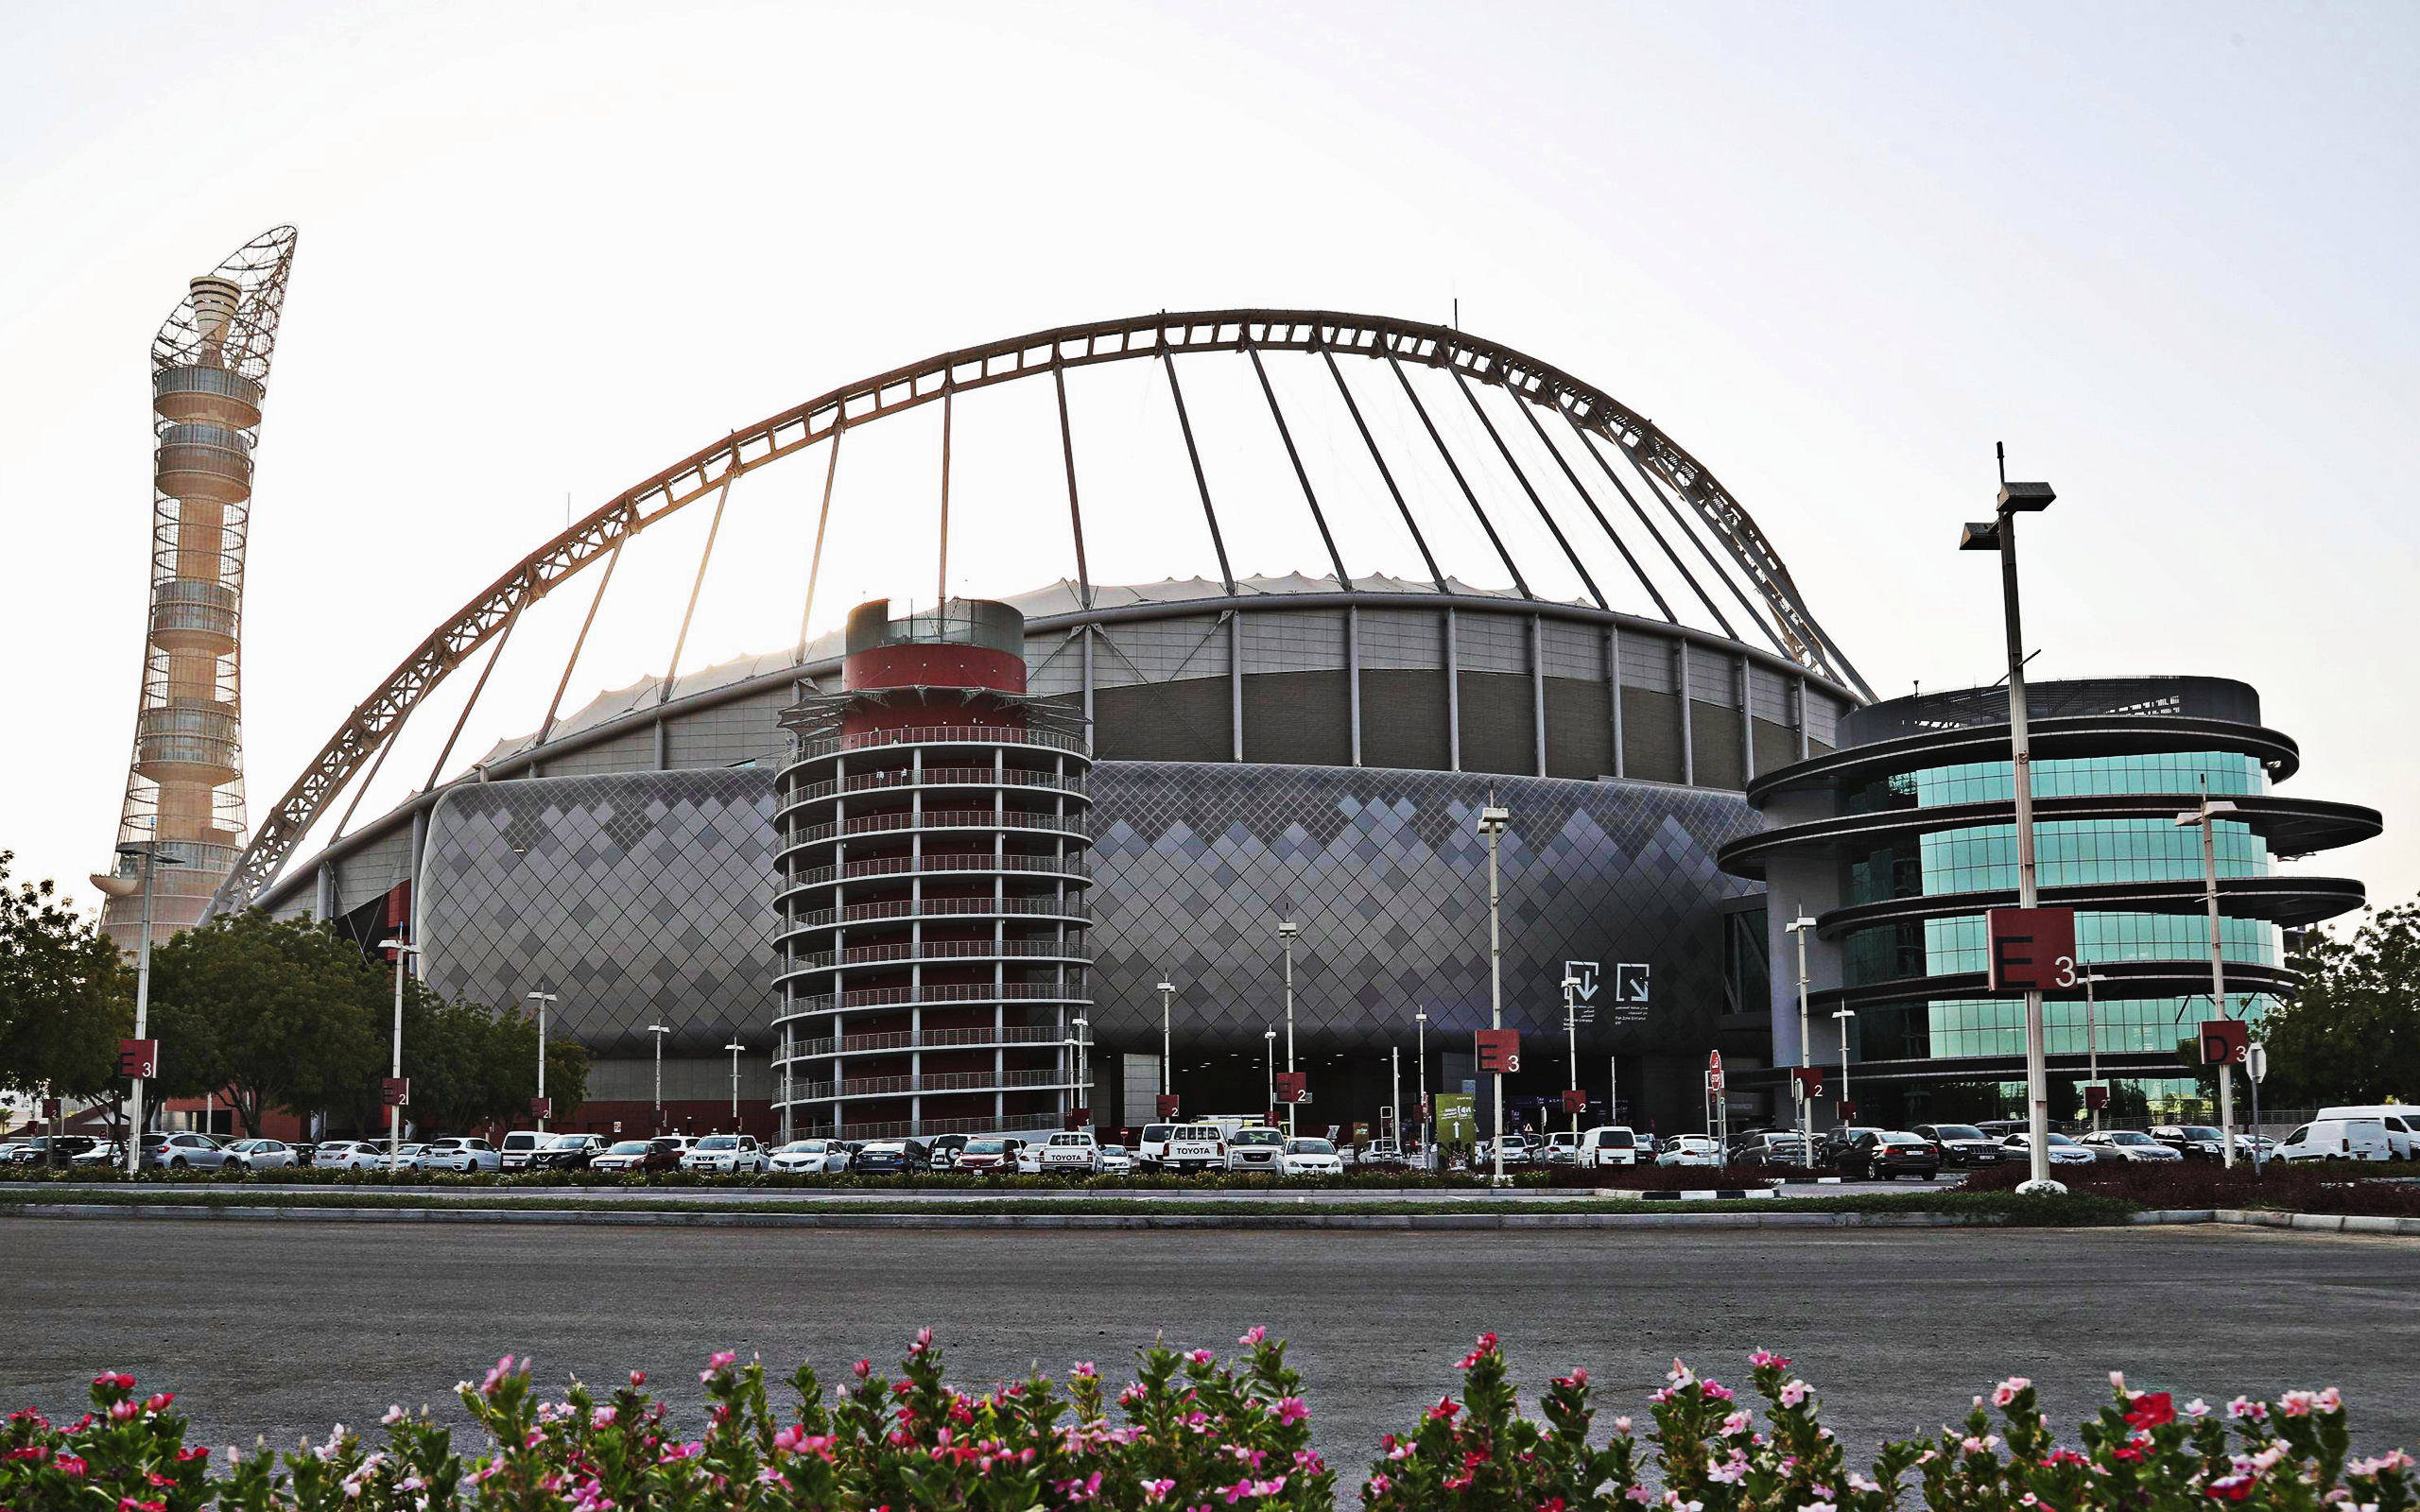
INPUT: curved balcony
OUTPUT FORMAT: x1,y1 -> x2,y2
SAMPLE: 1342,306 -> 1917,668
793,724 -> 1090,762
783,807 -> 1088,850
785,896 -> 1091,934
774,1023 -> 1071,1060
780,765 -> 1089,810
152,365 -> 263,429
1814,874 -> 2369,938
1745,713 -> 2304,800
134,701 -> 240,785
153,424 -> 253,504
786,938 -> 1091,974
148,578 -> 238,655
785,1067 -> 1075,1103
776,852 -> 1091,907
781,981 -> 1088,1017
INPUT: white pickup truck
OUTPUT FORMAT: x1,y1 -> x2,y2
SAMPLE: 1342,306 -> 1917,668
1137,1122 -> 1227,1173
1036,1130 -> 1100,1174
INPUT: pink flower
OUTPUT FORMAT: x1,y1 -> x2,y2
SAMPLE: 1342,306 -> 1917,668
1779,1380 -> 1809,1408
1187,1349 -> 1215,1365
92,1372 -> 136,1390
1458,1332 -> 1500,1368
58,1455 -> 89,1477
853,1359 -> 872,1379
1367,1474 -> 1392,1496
1615,1416 -> 1634,1435
912,1327 -> 934,1355
2126,1392 -> 2175,1430
2316,1387 -> 2343,1413
1429,1396 -> 1461,1420
1072,1361 -> 1098,1379
110,1400 -> 140,1421
480,1355 -> 516,1396
1750,1349 -> 1789,1370
2185,1399 -> 2210,1418
143,1392 -> 175,1413
1238,1326 -> 1266,1347
629,1370 -> 646,1387
1720,1410 -> 1753,1436
1993,1377 -> 2031,1408
1625,1487 -> 1653,1504
2229,1397 -> 2269,1422
709,1350 -> 736,1369
2109,1370 -> 2127,1391
1274,1397 -> 1308,1426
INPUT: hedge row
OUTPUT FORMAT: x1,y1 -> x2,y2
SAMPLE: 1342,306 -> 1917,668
0,1164 -> 1554,1192
2,1332 -> 2407,1511
1957,1160 -> 2420,1218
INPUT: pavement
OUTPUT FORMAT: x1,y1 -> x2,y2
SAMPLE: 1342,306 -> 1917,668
7,1218 -> 2415,1491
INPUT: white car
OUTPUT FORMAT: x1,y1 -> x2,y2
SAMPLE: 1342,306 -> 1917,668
1225,1125 -> 1286,1173
2317,1107 -> 2417,1160
2276,1117 -> 2392,1162
681,1134 -> 767,1174
1278,1137 -> 1343,1177
1037,1130 -> 1098,1174
221,1138 -> 299,1171
1136,1123 -> 1226,1174
1999,1132 -> 2097,1167
497,1129 -> 546,1172
768,1139 -> 846,1174
1097,1143 -> 1133,1175
1577,1125 -> 1640,1169
1656,1135 -> 1723,1168
1542,1130 -> 1582,1165
418,1137 -> 501,1173
314,1140 -> 387,1171
379,1142 -> 429,1171
2075,1130 -> 2184,1164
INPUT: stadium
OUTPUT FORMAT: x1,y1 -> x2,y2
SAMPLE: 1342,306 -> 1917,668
188,305 -> 2370,1142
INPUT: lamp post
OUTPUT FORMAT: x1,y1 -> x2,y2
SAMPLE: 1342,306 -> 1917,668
1264,1027 -> 1277,1112
526,991 -> 558,1130
1832,1006 -> 1856,1124
95,841 -> 182,1177
377,937 -> 421,1168
1414,1009 -> 1428,1167
2078,973 -> 2106,1132
1786,913 -> 1817,1169
1156,979 -> 1175,1100
1476,802 -> 1511,1187
1276,922 -> 1298,1136
724,1040 -> 746,1125
1072,1016 -> 1090,1119
2178,779 -> 2243,1168
1959,455 -> 2061,1194
647,1023 -> 671,1133
1563,974 -> 1583,1138
1390,1044 -> 1401,1149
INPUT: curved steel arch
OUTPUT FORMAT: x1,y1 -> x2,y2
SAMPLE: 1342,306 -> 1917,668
211,307 -> 1872,913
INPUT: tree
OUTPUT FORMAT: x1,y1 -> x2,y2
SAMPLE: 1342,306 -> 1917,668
145,910 -> 387,1136
2263,898 -> 2420,1108
0,851 -> 132,1104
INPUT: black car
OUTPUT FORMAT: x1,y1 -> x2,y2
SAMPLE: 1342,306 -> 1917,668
851,1139 -> 929,1175
2148,1125 -> 2230,1161
532,1133 -> 609,1170
1911,1123 -> 2004,1168
1836,1129 -> 1942,1181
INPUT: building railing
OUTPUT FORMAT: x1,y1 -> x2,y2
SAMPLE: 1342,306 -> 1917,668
779,1024 -> 1069,1058
790,1113 -> 1068,1143
786,1067 -> 1072,1101
786,809 -> 1088,846
785,766 -> 1089,805
789,897 -> 1090,932
790,939 -> 1085,971
797,725 -> 1089,760
782,981 -> 1087,1015
785,853 -> 1089,888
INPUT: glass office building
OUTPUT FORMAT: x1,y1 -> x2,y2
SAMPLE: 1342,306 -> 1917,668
1720,677 -> 2378,1124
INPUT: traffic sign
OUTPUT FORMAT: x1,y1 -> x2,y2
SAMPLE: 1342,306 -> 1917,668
381,1077 -> 410,1108
2081,1080 -> 2110,1110
1613,962 -> 1651,1023
1790,1066 -> 1825,1102
529,1096 -> 553,1119
1273,1071 -> 1307,1104
1475,1029 -> 1520,1074
117,1039 -> 159,1079
1707,1049 -> 1724,1093
2246,1043 -> 2269,1084
2198,1020 -> 2249,1066
1835,1099 -> 1858,1124
1986,907 -> 2078,990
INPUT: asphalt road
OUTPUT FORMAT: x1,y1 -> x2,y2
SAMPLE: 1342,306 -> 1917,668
7,1218 -> 2416,1487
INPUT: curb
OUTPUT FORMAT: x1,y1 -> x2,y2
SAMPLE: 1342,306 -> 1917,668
3,1202 -> 2003,1231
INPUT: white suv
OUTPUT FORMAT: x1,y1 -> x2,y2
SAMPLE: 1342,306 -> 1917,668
1577,1125 -> 1639,1169
681,1134 -> 766,1174
419,1137 -> 500,1172
314,1140 -> 387,1171
1037,1130 -> 1099,1174
497,1130 -> 546,1171
1225,1125 -> 1286,1172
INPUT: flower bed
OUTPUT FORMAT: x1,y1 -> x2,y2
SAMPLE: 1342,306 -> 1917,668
1957,1159 -> 2420,1218
4,1332 -> 2406,1512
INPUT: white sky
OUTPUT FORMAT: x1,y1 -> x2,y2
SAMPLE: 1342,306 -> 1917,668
3,1 -> 2412,919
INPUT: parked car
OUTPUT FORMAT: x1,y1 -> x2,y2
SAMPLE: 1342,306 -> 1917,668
314,1140 -> 385,1171
2147,1125 -> 2231,1161
1097,1143 -> 1134,1175
1014,1139 -> 1046,1174
221,1138 -> 299,1171
2076,1129 -> 2184,1164
1137,1123 -> 1226,1174
926,1134 -> 972,1170
1835,1130 -> 1943,1181
593,1138 -> 683,1174
2317,1107 -> 2417,1160
1576,1125 -> 1638,1169
848,1139 -> 925,1176
1656,1134 -> 1724,1168
766,1139 -> 845,1175
1910,1124 -> 2005,1169
1225,1125 -> 1286,1173
497,1129 -> 547,1172
1280,1137 -> 1344,1177
1539,1130 -> 1582,1166
380,1142 -> 429,1171
2275,1117 -> 2392,1162
1998,1131 -> 2097,1167
8,1135 -> 98,1165
682,1134 -> 769,1174
1480,1135 -> 1536,1167
140,1132 -> 237,1170
418,1136 -> 501,1173
532,1133 -> 609,1171
1737,1132 -> 1814,1170
1357,1138 -> 1409,1168
953,1136 -> 1025,1175
1819,1125 -> 1889,1165
1037,1130 -> 1100,1174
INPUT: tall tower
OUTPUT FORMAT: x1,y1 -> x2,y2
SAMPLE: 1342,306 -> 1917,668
99,227 -> 299,949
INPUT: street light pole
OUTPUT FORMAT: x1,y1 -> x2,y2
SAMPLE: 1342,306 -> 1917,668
1832,1007 -> 1856,1123
1156,979 -> 1175,1100
647,1023 -> 671,1133
1563,974 -> 1582,1138
2078,974 -> 2106,1132
1960,457 -> 2060,1193
1414,1009 -> 1428,1166
724,1040 -> 746,1124
1072,1016 -> 1089,1119
95,841 -> 182,1177
1390,1043 -> 1401,1148
1277,922 -> 1298,1137
2178,779 -> 2243,1169
377,937 -> 421,1168
1786,913 -> 1816,1169
1477,802 -> 1510,1187
1264,1027 -> 1276,1113
526,991 -> 558,1131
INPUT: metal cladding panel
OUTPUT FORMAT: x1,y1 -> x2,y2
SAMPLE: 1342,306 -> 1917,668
1692,702 -> 1746,791
1357,608 -> 1449,672
1358,669 -> 1452,771
1457,611 -> 1530,676
1241,670 -> 1352,766
1621,688 -> 1685,783
1751,716 -> 1797,779
1544,679 -> 1614,780
1092,616 -> 1230,689
417,769 -> 777,1057
1095,678 -> 1231,763
1457,670 -> 1534,776
1084,762 -> 1761,1057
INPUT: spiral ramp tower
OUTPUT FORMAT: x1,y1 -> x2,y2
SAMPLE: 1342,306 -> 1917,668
99,228 -> 298,949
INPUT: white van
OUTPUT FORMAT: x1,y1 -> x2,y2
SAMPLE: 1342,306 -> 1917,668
2275,1117 -> 2392,1163
1577,1125 -> 1639,1169
498,1129 -> 545,1171
2316,1106 -> 2417,1160
1136,1122 -> 1225,1173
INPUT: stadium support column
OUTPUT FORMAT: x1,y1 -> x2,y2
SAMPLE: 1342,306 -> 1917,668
1606,625 -> 1625,779
1677,641 -> 1695,785
1445,609 -> 1462,771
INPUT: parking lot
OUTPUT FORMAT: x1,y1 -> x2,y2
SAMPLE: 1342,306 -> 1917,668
6,1217 -> 2417,1483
